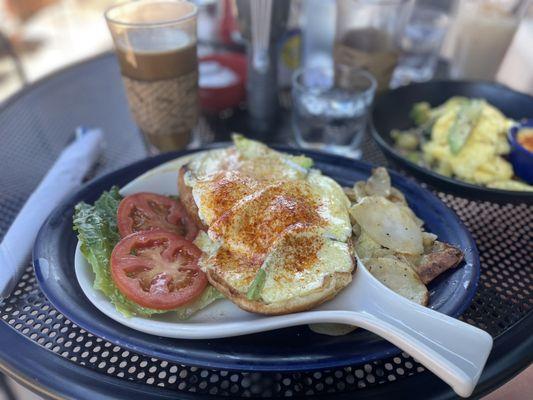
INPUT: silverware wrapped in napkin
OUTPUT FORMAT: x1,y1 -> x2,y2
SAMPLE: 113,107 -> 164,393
0,128 -> 103,299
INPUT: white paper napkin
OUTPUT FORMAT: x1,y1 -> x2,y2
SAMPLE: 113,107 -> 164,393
0,128 -> 104,299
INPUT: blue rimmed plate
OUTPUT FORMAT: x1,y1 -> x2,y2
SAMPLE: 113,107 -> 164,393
33,147 -> 480,372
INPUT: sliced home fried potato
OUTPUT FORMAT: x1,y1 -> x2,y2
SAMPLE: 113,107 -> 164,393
351,221 -> 361,237
422,231 -> 438,249
311,167 -> 462,336
401,204 -> 424,228
309,323 -> 357,336
352,181 -> 367,203
415,241 -> 464,284
354,230 -> 394,260
365,167 -> 391,197
366,257 -> 429,306
343,186 -> 358,203
351,168 -> 405,205
350,196 -> 424,255
389,187 -> 407,204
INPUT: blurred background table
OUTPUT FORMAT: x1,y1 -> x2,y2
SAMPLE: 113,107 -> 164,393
1,0 -> 533,103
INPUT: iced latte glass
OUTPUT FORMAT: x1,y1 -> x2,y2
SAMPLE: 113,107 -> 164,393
106,0 -> 198,152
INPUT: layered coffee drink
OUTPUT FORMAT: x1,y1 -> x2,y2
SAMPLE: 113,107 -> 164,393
106,0 -> 198,152
116,31 -> 198,151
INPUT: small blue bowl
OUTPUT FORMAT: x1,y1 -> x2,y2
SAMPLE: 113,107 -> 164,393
508,119 -> 533,184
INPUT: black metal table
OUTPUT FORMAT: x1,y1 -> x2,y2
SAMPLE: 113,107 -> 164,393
0,53 -> 531,400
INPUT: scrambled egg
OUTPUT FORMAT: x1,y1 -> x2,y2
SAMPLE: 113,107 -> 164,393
422,100 -> 515,186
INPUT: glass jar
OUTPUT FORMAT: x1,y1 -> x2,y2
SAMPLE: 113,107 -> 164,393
334,0 -> 414,91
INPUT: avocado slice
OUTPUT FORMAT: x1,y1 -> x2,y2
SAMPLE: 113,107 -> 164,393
448,100 -> 484,155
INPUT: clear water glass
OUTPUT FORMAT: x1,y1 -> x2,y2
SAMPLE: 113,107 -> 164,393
291,65 -> 376,158
391,7 -> 449,88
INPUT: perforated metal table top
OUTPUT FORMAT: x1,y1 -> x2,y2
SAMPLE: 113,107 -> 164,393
0,53 -> 531,400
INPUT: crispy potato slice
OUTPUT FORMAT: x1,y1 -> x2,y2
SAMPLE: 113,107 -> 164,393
354,230 -> 395,260
308,323 -> 357,336
365,167 -> 391,197
366,257 -> 429,305
312,168 -> 464,336
415,241 -> 464,284
350,196 -> 424,254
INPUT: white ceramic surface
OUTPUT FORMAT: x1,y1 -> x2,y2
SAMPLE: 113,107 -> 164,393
75,155 -> 493,398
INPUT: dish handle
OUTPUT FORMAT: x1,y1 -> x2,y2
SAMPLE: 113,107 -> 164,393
333,260 -> 493,398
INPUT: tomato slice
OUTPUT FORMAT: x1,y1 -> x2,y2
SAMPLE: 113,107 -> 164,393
110,229 -> 207,310
117,193 -> 198,240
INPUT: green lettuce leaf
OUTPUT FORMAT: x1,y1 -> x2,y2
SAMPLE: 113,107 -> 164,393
175,286 -> 224,319
73,187 -> 221,318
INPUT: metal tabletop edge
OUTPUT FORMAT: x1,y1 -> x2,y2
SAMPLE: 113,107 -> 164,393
0,310 -> 531,400
0,51 -> 114,113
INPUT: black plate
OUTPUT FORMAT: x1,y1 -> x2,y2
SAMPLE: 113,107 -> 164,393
33,147 -> 479,372
371,80 -> 533,204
